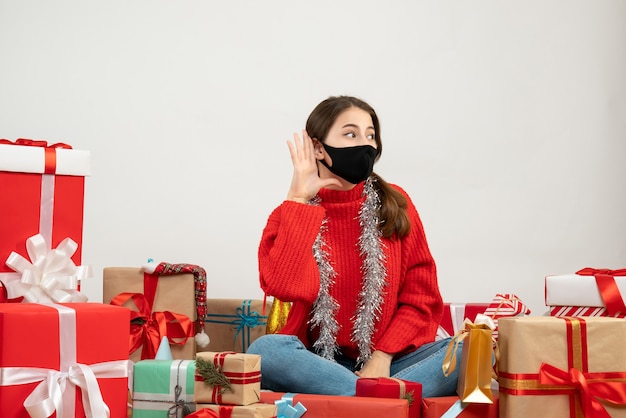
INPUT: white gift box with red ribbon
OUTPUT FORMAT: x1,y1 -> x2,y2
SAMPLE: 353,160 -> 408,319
545,268 -> 626,316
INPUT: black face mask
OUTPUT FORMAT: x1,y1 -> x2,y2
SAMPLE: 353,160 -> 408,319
320,143 -> 378,184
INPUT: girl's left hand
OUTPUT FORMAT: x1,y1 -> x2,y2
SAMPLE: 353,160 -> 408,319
354,350 -> 392,378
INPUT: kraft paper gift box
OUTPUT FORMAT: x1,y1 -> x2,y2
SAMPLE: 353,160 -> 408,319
498,316 -> 626,418
356,377 -> 422,418
0,139 -> 90,293
200,299 -> 269,353
260,392 -> 410,418
421,394 -> 499,418
194,403 -> 277,418
103,266 -> 197,361
0,303 -> 131,418
132,359 -> 196,418
545,268 -> 626,316
194,351 -> 261,406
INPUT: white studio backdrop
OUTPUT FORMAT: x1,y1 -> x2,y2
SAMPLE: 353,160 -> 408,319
1,1 -> 625,316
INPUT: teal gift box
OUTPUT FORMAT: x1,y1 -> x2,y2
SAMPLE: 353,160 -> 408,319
132,359 -> 196,418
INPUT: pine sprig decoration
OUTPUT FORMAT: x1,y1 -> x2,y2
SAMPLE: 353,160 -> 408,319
195,357 -> 233,393
403,390 -> 415,407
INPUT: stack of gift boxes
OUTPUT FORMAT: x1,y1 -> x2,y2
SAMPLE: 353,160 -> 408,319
0,139 -> 133,417
3,138 -> 626,418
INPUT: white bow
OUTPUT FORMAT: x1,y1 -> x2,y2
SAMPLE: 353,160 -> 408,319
4,234 -> 90,303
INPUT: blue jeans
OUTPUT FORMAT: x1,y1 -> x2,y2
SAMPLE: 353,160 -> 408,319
246,334 -> 461,397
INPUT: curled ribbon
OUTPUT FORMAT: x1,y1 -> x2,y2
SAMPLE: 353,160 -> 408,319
442,314 -> 496,377
275,393 -> 307,418
4,234 -> 91,303
110,292 -> 193,359
576,268 -> 626,316
0,138 -> 72,148
538,362 -> 626,418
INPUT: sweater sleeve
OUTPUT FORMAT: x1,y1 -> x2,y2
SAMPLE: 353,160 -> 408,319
258,200 -> 327,303
374,186 -> 443,356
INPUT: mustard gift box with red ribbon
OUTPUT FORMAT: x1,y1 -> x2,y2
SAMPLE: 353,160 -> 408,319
498,316 -> 626,418
546,268 -> 626,317
0,303 -> 131,418
193,351 -> 261,406
0,138 -> 90,287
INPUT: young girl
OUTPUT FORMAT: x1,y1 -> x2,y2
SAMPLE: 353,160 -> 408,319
247,96 -> 459,397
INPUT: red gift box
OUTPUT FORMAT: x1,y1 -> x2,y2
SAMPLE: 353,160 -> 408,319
421,394 -> 499,418
437,303 -> 490,340
260,391 -> 409,418
0,139 -> 89,285
0,303 -> 131,418
356,377 -> 422,418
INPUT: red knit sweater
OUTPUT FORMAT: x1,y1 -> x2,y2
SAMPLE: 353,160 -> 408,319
258,181 -> 442,360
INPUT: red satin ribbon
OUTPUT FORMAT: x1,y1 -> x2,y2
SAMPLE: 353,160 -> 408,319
577,268 -> 626,315
0,281 -> 24,303
0,138 -> 72,174
185,409 -> 219,418
194,352 -> 262,404
110,291 -> 193,359
216,406 -> 233,418
539,363 -> 626,418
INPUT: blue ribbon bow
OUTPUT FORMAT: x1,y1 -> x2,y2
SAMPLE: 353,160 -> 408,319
204,300 -> 267,352
275,393 -> 307,418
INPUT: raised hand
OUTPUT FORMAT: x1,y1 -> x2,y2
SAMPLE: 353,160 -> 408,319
286,130 -> 341,203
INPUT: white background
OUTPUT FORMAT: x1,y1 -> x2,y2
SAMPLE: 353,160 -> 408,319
1,1 -> 625,316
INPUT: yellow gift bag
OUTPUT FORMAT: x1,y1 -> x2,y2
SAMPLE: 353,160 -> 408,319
443,314 -> 496,404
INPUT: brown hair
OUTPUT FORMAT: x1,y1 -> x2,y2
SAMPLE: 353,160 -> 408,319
305,96 -> 411,239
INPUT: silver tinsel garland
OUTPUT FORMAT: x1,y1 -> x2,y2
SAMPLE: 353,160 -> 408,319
308,177 -> 387,364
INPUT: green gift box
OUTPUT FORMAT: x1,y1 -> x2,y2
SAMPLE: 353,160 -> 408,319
132,359 -> 196,418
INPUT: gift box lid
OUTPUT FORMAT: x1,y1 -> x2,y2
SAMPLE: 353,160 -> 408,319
0,139 -> 90,176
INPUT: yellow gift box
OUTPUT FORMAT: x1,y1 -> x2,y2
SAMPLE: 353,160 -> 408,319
195,403 -> 276,418
194,351 -> 261,406
498,316 -> 626,417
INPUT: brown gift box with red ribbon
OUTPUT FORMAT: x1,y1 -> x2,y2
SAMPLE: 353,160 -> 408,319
498,316 -> 626,418
0,138 -> 90,282
103,266 -> 197,361
194,351 -> 261,406
356,377 -> 421,418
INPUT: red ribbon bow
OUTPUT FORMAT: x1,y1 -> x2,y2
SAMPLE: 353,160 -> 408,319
539,362 -> 626,418
0,281 -> 24,303
576,268 -> 626,316
110,291 -> 193,359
